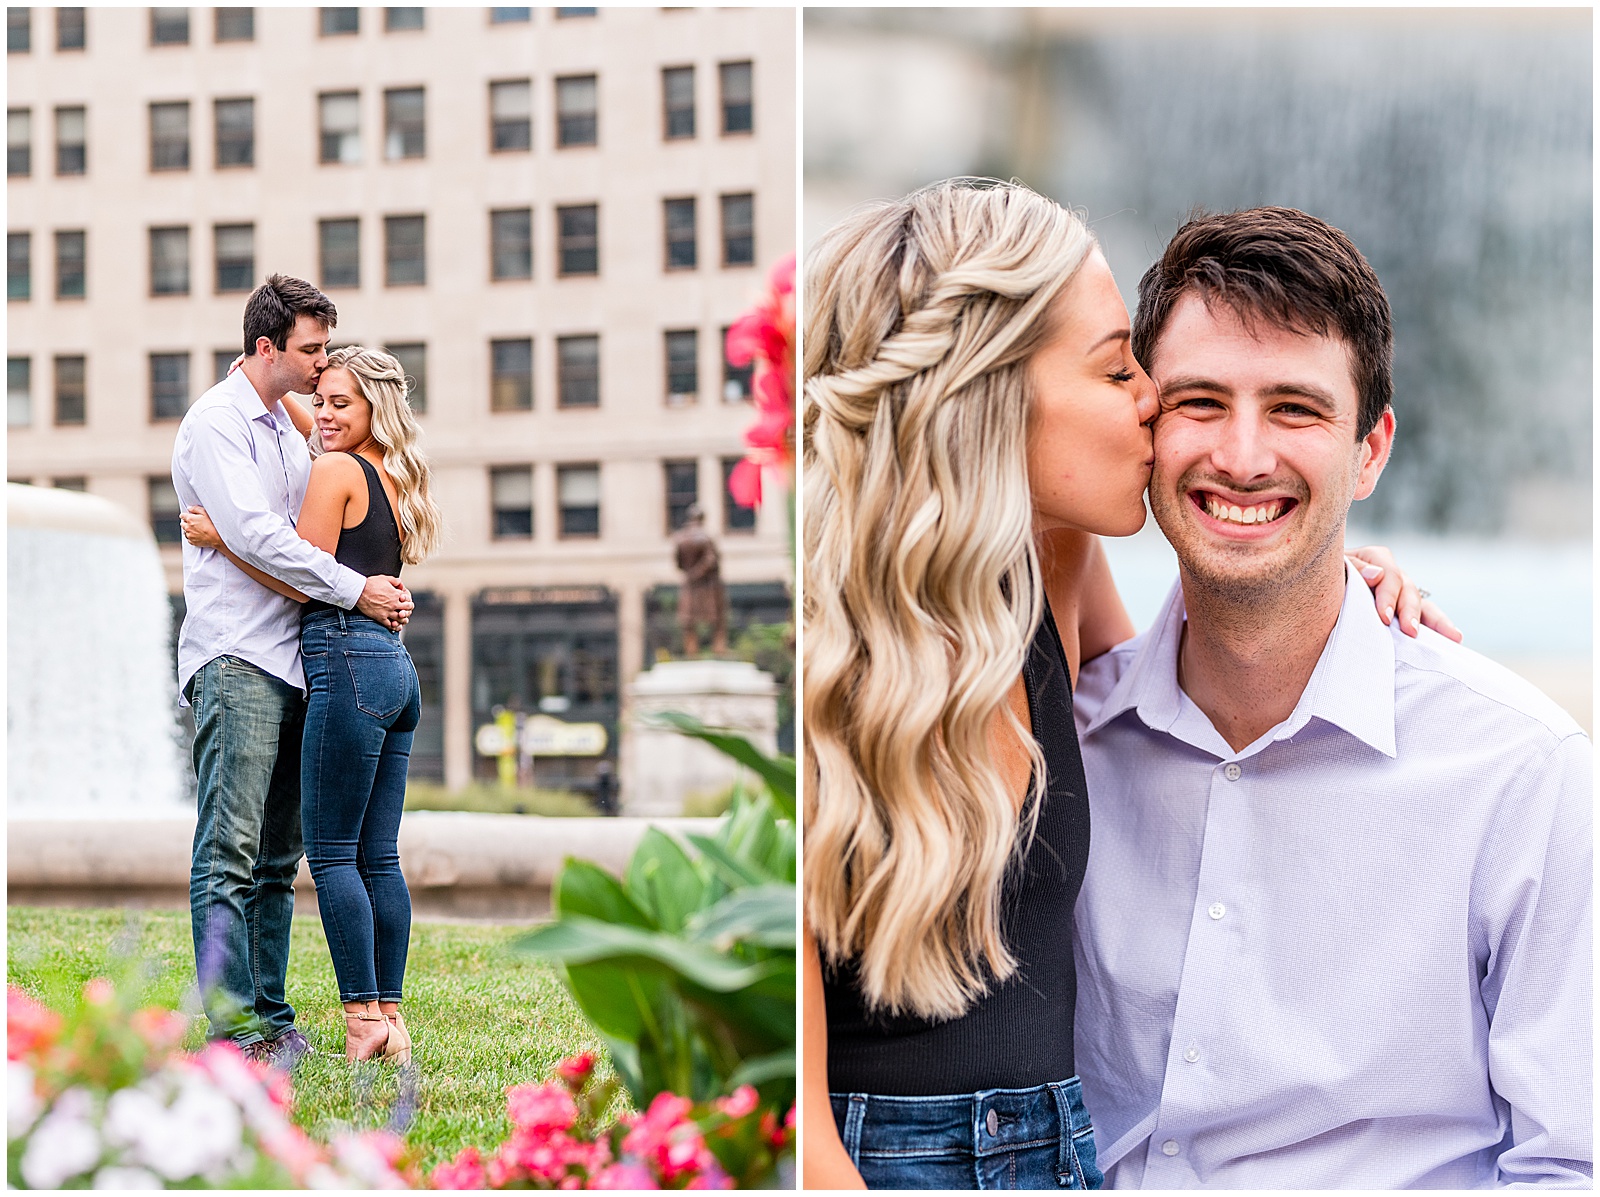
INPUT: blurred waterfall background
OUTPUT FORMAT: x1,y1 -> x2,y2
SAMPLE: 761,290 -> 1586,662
805,7 -> 1592,731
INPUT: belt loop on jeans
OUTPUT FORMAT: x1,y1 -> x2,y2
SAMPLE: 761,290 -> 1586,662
1048,1081 -> 1080,1188
842,1094 -> 868,1165
336,607 -> 348,635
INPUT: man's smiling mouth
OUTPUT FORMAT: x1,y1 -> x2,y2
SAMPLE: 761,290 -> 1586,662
1191,491 -> 1296,526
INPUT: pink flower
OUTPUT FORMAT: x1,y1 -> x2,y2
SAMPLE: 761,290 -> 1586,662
555,1052 -> 597,1088
728,458 -> 763,508
715,1085 -> 759,1120
506,1080 -> 579,1134
431,1146 -> 487,1191
7,987 -> 62,1061
686,1162 -> 736,1190
83,977 -> 115,1006
130,1007 -> 189,1055
588,1162 -> 660,1189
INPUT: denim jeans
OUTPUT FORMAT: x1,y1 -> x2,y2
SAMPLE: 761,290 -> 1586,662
300,609 -> 421,1003
188,655 -> 306,1046
831,1077 -> 1102,1190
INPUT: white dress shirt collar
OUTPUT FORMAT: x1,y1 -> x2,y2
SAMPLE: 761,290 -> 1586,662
1083,564 -> 1396,760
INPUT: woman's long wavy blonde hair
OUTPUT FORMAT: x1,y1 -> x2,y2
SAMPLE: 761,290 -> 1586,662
803,179 -> 1096,1021
325,345 -> 443,564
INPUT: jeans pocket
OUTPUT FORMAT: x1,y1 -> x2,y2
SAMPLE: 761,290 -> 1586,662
344,650 -> 410,720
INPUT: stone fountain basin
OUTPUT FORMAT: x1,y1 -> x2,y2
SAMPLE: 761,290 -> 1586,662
7,812 -> 719,923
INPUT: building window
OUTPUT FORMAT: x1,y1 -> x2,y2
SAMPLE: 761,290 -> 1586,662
490,466 -> 533,538
385,7 -> 423,30
490,208 -> 532,281
662,66 -> 694,140
54,354 -> 85,425
384,214 -> 425,285
54,229 -> 85,299
386,341 -> 426,415
319,91 -> 359,163
557,464 -> 600,538
55,7 -> 84,50
214,223 -> 253,292
320,7 -> 358,35
7,7 -> 28,52
150,7 -> 189,45
554,7 -> 596,16
556,335 -> 599,409
319,217 -> 360,288
149,101 -> 189,171
719,60 -> 753,135
212,350 -> 236,384
7,108 -> 28,176
556,204 -> 597,276
149,476 -> 182,544
55,106 -> 86,175
722,325 -> 754,402
149,352 -> 190,421
664,329 -> 697,405
489,7 -> 530,22
8,356 -> 30,427
384,86 -> 424,159
664,459 -> 697,533
489,79 -> 531,152
555,74 -> 597,147
663,197 -> 696,270
490,338 -> 533,411
53,476 -> 86,491
149,225 -> 189,295
214,97 -> 253,168
214,7 -> 252,41
7,232 -> 28,300
722,457 -> 757,532
721,192 -> 754,267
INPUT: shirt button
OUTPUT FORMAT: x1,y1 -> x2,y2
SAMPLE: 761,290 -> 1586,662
1162,1140 -> 1180,1157
1184,1046 -> 1200,1063
1223,763 -> 1242,781
986,1108 -> 998,1136
1208,902 -> 1226,920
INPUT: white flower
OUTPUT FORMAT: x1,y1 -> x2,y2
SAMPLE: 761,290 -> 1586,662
20,1089 -> 103,1190
140,1075 -> 241,1180
8,1062 -> 42,1139
103,1084 -> 167,1150
92,1165 -> 164,1189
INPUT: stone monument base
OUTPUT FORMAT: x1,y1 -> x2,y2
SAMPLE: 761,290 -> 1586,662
624,659 -> 780,816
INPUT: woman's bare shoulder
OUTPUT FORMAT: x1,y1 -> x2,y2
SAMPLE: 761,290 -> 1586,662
309,450 -> 364,481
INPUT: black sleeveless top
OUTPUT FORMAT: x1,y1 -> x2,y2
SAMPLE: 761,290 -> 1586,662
304,452 -> 403,615
822,602 -> 1091,1095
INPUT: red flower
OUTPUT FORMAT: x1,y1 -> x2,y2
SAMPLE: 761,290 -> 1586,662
556,1052 -> 597,1088
7,986 -> 63,1061
714,1085 -> 759,1120
728,458 -> 763,508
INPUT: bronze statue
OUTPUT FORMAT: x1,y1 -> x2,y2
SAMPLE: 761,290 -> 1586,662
673,505 -> 727,655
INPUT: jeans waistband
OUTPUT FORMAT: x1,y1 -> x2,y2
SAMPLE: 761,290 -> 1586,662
301,608 -> 397,636
832,1077 -> 1090,1157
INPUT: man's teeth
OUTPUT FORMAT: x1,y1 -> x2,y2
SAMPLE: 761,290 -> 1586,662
1203,495 -> 1285,525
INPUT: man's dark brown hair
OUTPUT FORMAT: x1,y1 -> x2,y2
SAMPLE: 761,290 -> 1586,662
1131,207 -> 1393,438
242,273 -> 338,355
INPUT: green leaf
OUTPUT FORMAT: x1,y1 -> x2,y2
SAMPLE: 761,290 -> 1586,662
651,711 -> 796,817
687,833 -> 773,889
726,1049 -> 796,1091
625,829 -> 706,934
688,885 -> 797,951
518,915 -> 785,992
553,858 -> 656,929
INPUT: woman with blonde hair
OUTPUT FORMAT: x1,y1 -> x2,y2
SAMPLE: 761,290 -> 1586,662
183,345 -> 442,1065
802,179 -> 1434,1189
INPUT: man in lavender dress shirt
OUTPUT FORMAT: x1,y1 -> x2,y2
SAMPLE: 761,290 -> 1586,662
1072,210 -> 1591,1187
172,275 -> 412,1065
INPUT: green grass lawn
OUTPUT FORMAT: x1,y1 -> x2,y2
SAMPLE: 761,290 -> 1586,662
6,906 -> 616,1176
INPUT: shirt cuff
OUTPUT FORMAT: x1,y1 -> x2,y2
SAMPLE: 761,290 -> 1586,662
332,564 -> 366,610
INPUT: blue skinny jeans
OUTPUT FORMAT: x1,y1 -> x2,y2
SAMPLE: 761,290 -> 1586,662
188,655 -> 305,1046
300,608 -> 421,1003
